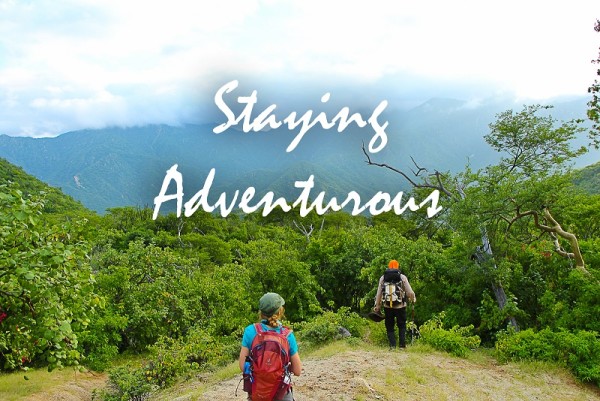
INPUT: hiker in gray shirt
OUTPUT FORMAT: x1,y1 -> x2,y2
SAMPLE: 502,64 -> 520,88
374,259 -> 416,349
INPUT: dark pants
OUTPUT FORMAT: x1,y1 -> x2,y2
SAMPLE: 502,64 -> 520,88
384,307 -> 407,348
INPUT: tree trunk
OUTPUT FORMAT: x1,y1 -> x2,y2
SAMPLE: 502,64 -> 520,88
481,229 -> 520,330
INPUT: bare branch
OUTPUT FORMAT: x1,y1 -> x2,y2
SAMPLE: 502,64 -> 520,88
542,208 -> 586,272
362,143 -> 456,199
410,156 -> 428,177
293,220 -> 314,243
362,144 -> 421,188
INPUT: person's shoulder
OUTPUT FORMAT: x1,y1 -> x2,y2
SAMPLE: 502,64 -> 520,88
285,328 -> 298,343
243,323 -> 259,334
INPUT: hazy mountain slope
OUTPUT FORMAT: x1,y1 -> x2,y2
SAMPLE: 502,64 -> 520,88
573,161 -> 600,194
0,96 -> 595,214
0,157 -> 90,214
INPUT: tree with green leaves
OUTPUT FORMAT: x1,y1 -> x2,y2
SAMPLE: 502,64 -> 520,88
304,225 -> 371,310
363,144 -> 520,329
364,103 -> 594,330
0,184 -> 97,371
237,233 -> 321,321
588,19 -> 600,144
468,105 -> 588,270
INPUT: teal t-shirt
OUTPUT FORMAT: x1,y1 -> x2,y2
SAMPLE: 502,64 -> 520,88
242,321 -> 298,356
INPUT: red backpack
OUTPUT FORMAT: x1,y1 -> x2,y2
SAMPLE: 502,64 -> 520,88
246,323 -> 293,401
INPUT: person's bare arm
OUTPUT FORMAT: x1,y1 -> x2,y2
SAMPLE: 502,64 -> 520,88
239,346 -> 250,372
290,353 -> 302,376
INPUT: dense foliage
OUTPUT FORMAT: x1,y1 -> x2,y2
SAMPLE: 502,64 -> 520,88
496,328 -> 600,385
0,184 -> 97,371
1,103 -> 600,395
418,312 -> 481,357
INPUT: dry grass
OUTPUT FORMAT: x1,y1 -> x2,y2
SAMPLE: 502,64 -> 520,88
154,341 -> 600,401
0,368 -> 106,401
3,342 -> 600,401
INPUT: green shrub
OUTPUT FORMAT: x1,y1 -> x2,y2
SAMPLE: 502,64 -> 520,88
0,185 -> 97,371
80,311 -> 128,371
418,312 -> 481,357
145,326 -> 238,388
495,328 -> 600,385
364,319 -> 389,347
96,325 -> 239,400
181,327 -> 240,367
93,365 -> 156,401
295,307 -> 365,346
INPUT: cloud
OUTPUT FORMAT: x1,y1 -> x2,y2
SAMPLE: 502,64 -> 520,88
0,0 -> 598,137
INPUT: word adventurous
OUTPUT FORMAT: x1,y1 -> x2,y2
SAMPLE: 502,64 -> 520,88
152,165 -> 442,219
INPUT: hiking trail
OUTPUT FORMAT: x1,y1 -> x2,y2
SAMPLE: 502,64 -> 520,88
20,346 -> 600,401
167,347 -> 600,401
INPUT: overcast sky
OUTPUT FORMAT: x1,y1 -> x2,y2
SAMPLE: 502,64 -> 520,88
1,0 -> 599,137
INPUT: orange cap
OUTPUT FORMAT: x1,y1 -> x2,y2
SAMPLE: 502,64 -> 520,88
388,260 -> 399,269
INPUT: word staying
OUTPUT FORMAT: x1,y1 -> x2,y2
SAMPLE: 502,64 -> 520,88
152,165 -> 443,219
213,80 -> 390,154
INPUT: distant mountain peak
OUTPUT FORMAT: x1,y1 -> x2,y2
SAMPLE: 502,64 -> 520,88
409,98 -> 468,115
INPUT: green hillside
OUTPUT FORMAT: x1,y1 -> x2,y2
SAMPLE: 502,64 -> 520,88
0,157 -> 91,215
574,161 -> 600,194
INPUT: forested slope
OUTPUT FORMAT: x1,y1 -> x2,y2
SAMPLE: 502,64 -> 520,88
0,157 -> 91,215
573,161 -> 600,194
1,100 -> 600,401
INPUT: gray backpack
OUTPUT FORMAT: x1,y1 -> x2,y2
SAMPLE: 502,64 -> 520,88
382,269 -> 406,307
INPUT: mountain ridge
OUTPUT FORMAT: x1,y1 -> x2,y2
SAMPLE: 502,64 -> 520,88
1,96 -> 597,214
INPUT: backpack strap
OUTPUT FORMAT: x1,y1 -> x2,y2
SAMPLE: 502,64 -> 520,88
254,322 -> 291,337
383,268 -> 401,283
280,326 -> 291,337
250,322 -> 293,374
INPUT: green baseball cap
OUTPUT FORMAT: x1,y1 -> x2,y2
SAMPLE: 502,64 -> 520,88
259,292 -> 285,316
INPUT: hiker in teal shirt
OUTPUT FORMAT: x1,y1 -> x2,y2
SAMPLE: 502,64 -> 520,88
239,292 -> 302,401
241,324 -> 299,355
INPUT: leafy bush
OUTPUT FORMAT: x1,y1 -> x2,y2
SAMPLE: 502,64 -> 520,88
0,185 -> 97,371
295,307 -> 365,346
91,241 -> 253,353
363,319 -> 389,347
96,325 -> 239,400
145,326 -> 238,387
93,365 -> 156,401
418,312 -> 481,357
495,328 -> 600,385
80,310 -> 128,371
477,290 -> 524,341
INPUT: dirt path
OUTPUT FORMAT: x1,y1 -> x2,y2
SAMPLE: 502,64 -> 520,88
194,348 -> 600,401
17,346 -> 600,401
